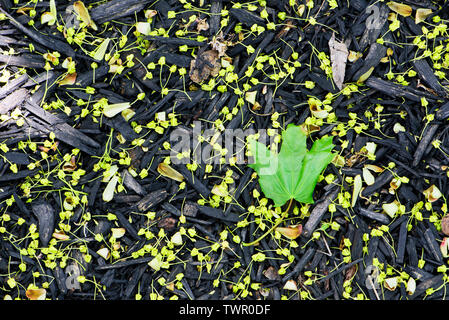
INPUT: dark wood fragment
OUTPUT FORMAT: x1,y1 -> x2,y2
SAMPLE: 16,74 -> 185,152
358,3 -> 389,51
0,7 -> 75,57
436,101 -> 449,120
135,189 -> 168,212
0,54 -> 45,68
31,201 -> 55,247
282,247 -> 315,282
366,77 -> 437,102
0,88 -> 27,114
413,58 -> 447,97
114,211 -> 139,240
303,187 -> 339,238
422,228 -> 443,264
90,0 -> 149,24
197,205 -> 240,223
123,264 -> 147,299
229,8 -> 266,26
361,168 -> 401,197
412,124 -> 439,167
146,36 -> 207,47
352,43 -> 387,82
396,220 -> 408,266
174,165 -> 211,198
410,274 -> 444,299
357,208 -> 390,224
122,170 -> 146,196
95,257 -> 152,271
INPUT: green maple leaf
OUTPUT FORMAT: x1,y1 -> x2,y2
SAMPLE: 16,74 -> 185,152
248,124 -> 335,207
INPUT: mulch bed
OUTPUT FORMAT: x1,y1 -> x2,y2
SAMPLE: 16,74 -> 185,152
1,0 -> 449,301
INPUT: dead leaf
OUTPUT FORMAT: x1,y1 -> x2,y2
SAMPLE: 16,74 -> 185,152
283,279 -> 298,291
362,167 -> 375,185
441,215 -> 449,236
263,266 -> 280,280
387,1 -> 412,17
38,141 -> 59,153
345,264 -> 358,281
416,8 -> 432,24
157,163 -> 184,182
441,237 -> 449,257
300,124 -> 320,135
97,247 -> 110,259
58,73 -> 77,86
348,50 -> 362,62
73,1 -> 97,30
62,156 -> 77,171
157,217 -> 177,231
423,185 -> 442,202
364,164 -> 384,173
26,288 -> 46,300
406,277 -> 416,295
328,33 -> 349,90
209,32 -> 228,57
145,9 -> 157,19
52,231 -> 70,241
16,7 -> 33,14
275,224 -> 302,240
357,66 -> 374,84
111,228 -> 126,239
189,50 -> 221,84
384,277 -> 398,291
351,174 -> 362,207
196,18 -> 209,32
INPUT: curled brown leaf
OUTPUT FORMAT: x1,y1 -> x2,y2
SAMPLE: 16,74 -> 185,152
189,50 -> 221,84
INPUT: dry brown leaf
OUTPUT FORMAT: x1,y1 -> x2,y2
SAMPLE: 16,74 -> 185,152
73,1 -> 97,30
63,156 -> 77,171
58,73 -> 77,86
364,164 -> 384,173
416,8 -> 432,24
283,280 -> 298,291
387,1 -> 412,17
328,33 -> 349,90
145,9 -> 157,19
26,288 -> 46,300
157,163 -> 184,182
97,247 -> 110,259
345,264 -> 358,281
16,7 -> 33,14
441,215 -> 449,236
189,50 -> 221,84
52,231 -> 70,241
357,66 -> 374,84
263,266 -> 280,280
348,50 -> 362,63
196,18 -> 209,32
406,277 -> 416,295
384,277 -> 398,291
441,237 -> 449,257
111,227 -> 126,239
275,224 -> 302,240
209,33 -> 228,58
38,141 -> 59,153
351,174 -> 362,207
300,124 -> 320,135
423,185 -> 442,202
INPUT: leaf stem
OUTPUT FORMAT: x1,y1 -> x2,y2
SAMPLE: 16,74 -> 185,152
243,198 -> 294,247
